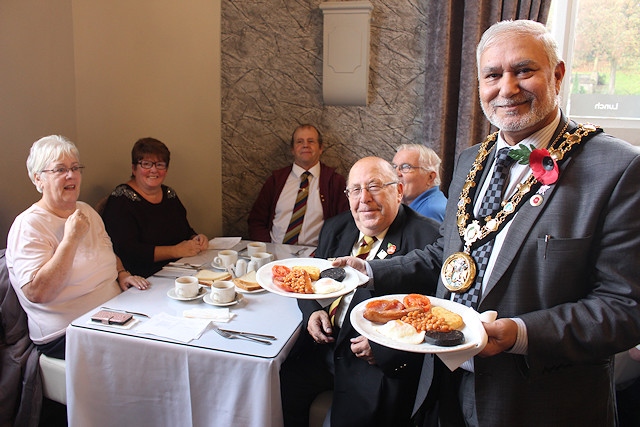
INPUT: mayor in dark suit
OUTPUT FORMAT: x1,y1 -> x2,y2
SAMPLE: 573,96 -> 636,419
335,20 -> 640,426
280,156 -> 440,427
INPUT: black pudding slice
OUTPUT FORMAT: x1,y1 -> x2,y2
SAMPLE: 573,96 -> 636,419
424,330 -> 465,347
320,267 -> 346,282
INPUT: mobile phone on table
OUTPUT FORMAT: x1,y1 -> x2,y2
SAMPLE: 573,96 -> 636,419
90,310 -> 133,325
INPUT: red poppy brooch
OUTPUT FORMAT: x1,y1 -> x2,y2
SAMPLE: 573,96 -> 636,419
509,144 -> 559,185
386,243 -> 397,255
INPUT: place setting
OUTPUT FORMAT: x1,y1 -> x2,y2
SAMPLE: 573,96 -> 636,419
203,281 -> 245,307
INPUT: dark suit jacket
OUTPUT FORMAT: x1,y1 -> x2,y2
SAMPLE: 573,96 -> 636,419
296,205 -> 441,427
247,162 -> 348,242
370,116 -> 640,426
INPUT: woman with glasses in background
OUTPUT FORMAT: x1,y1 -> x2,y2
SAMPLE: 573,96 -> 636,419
5,135 -> 149,359
101,137 -> 208,278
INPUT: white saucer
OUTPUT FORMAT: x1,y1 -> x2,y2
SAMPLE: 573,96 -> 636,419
203,292 -> 243,307
210,261 -> 228,271
235,286 -> 266,294
167,286 -> 207,301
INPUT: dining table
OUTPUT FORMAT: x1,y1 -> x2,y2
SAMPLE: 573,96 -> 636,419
65,241 -> 315,427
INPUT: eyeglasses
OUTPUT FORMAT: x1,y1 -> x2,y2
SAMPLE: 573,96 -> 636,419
137,160 -> 168,170
41,165 -> 85,175
344,181 -> 399,199
391,163 -> 427,173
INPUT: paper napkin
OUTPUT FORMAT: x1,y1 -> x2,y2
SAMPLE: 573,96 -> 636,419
208,237 -> 242,250
436,310 -> 497,371
136,312 -> 212,343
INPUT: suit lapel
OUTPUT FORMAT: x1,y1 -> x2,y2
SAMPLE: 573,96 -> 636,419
374,205 -> 407,260
334,220 -> 361,257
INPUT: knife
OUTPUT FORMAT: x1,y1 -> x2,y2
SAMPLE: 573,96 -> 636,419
101,307 -> 150,318
218,328 -> 277,340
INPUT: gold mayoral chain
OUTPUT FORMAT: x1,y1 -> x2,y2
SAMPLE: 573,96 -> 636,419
441,122 -> 598,293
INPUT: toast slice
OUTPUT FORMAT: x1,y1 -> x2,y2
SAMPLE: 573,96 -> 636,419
233,270 -> 262,292
196,269 -> 232,286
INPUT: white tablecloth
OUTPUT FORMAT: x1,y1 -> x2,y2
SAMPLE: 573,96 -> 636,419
66,242 -> 306,427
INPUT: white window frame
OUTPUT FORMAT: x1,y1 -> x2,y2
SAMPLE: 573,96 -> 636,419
548,0 -> 640,145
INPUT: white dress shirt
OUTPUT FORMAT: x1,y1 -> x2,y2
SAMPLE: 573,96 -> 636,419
271,162 -> 323,245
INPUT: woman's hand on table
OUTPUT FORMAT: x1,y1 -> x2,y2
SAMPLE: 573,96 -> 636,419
174,238 -> 205,258
118,272 -> 150,291
191,234 -> 209,251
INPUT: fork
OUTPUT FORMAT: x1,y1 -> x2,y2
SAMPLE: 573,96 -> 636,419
211,324 -> 272,345
290,248 -> 307,257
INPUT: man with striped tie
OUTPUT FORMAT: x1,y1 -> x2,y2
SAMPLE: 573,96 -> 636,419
248,124 -> 349,246
280,156 -> 440,427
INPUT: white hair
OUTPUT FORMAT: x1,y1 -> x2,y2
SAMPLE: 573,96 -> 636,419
476,20 -> 561,77
27,135 -> 80,193
396,143 -> 442,186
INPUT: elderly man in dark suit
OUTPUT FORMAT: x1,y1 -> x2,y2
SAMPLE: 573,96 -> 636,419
280,156 -> 440,427
335,20 -> 640,426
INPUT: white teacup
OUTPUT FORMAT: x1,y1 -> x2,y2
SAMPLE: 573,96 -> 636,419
175,276 -> 199,298
211,281 -> 236,304
213,250 -> 238,269
251,252 -> 274,268
247,241 -> 267,257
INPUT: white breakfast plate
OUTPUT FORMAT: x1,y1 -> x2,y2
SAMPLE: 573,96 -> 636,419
350,294 -> 487,354
203,292 -> 243,307
167,286 -> 207,301
256,258 -> 368,299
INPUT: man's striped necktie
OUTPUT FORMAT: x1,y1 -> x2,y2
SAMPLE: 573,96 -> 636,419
283,171 -> 311,245
329,236 -> 377,326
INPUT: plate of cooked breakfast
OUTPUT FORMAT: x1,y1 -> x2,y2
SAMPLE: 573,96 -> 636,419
256,258 -> 369,299
350,294 -> 487,354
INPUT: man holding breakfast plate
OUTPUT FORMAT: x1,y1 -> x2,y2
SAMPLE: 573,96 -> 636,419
279,156 -> 440,427
333,20 -> 640,426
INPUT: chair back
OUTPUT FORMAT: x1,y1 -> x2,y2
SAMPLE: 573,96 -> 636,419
0,249 -> 44,426
0,248 -> 29,345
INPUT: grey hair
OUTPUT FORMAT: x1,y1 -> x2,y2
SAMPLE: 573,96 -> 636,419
27,135 -> 80,193
396,144 -> 442,186
476,20 -> 561,76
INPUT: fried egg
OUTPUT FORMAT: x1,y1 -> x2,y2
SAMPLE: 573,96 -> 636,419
312,277 -> 344,294
376,320 -> 425,345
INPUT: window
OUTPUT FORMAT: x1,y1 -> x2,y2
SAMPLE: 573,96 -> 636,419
548,0 -> 640,144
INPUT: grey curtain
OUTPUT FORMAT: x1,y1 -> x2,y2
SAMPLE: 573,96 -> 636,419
424,0 -> 552,195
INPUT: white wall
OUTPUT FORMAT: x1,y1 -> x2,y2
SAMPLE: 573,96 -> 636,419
0,0 -> 222,247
